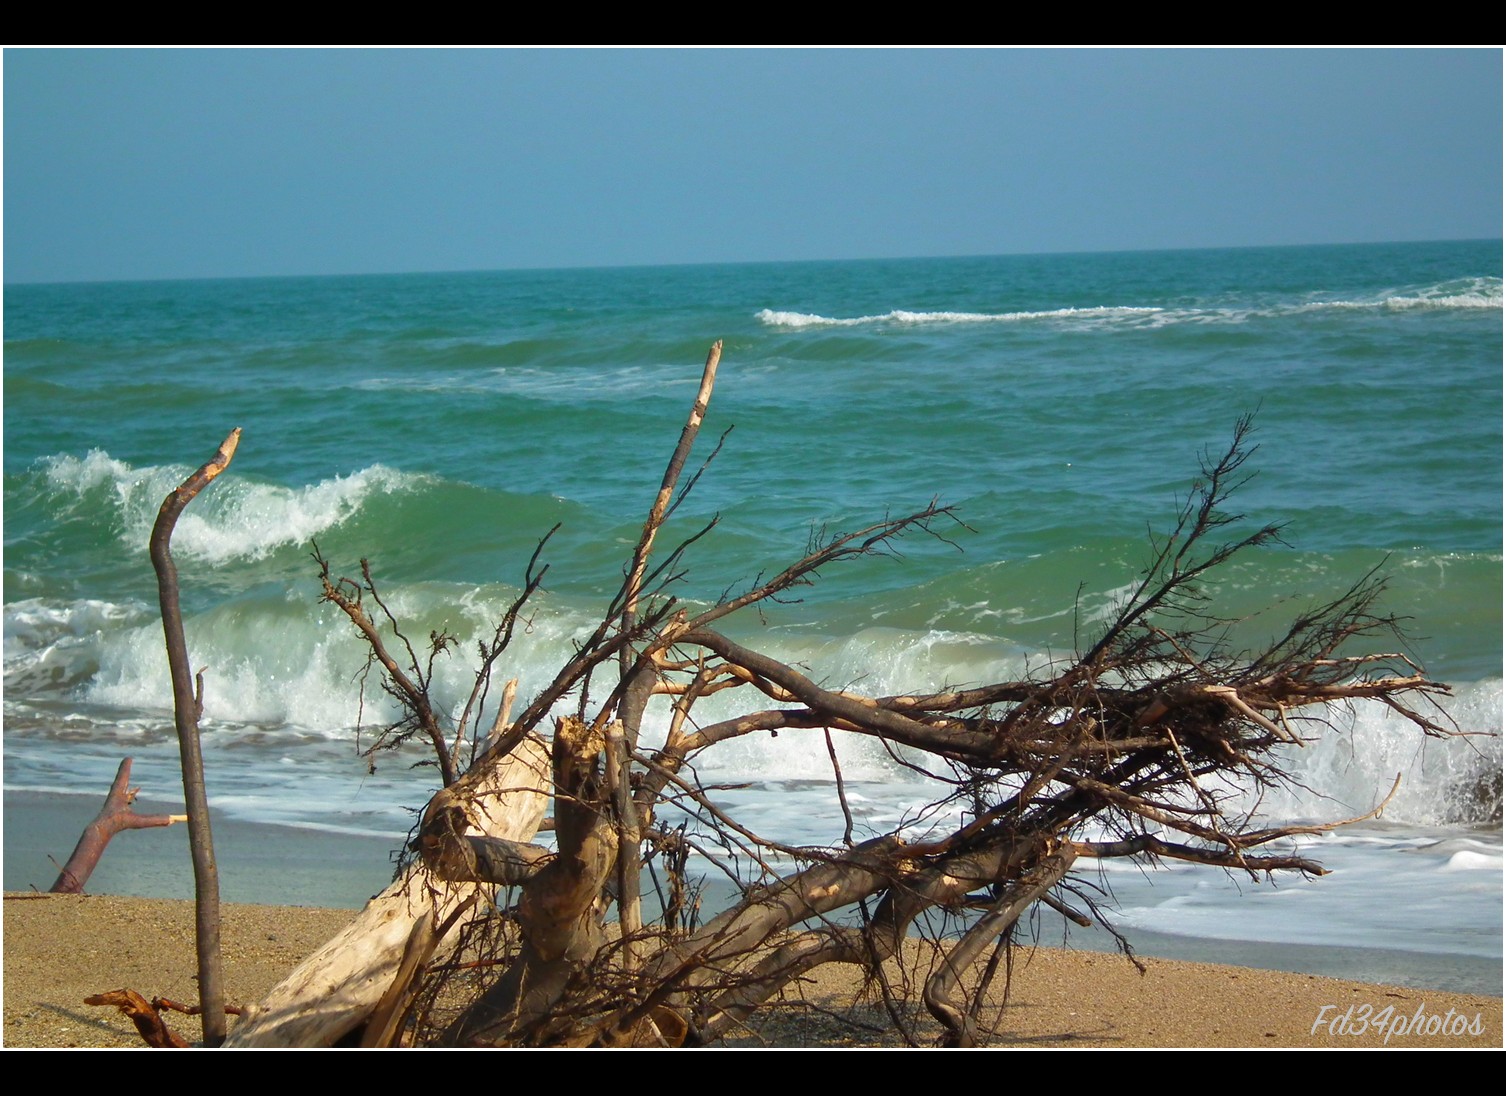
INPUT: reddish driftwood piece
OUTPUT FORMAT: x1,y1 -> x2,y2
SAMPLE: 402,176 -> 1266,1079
82,989 -> 244,1047
50,758 -> 186,894
155,996 -> 244,1018
84,989 -> 190,1048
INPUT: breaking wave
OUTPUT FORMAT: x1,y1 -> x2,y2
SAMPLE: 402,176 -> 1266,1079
37,450 -> 426,564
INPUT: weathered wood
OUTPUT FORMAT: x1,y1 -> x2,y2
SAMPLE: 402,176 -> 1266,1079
922,848 -> 1077,1047
437,719 -> 620,1046
225,733 -> 550,1047
51,758 -> 185,894
360,904 -> 443,1048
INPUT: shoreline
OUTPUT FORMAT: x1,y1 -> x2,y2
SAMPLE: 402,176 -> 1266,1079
6,787 -> 1502,1002
3,892 -> 1501,1048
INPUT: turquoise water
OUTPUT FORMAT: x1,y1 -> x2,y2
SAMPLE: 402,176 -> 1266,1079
4,241 -> 1501,985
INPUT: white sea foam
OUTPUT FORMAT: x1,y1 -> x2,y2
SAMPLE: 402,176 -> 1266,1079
1102,817 -> 1503,963
2,597 -> 153,694
167,466 -> 421,563
41,448 -> 136,493
1377,275 -> 1503,311
1294,286 -> 1504,314
759,277 -> 1500,333
755,306 -> 1163,328
1160,277 -> 1502,326
1229,678 -> 1503,828
40,450 -> 424,563
1442,849 -> 1501,873
28,567 -> 1499,833
3,597 -> 147,658
75,583 -> 606,739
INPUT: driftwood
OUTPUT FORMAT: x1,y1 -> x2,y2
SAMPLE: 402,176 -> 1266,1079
149,427 -> 240,1045
227,345 -> 1452,1048
83,990 -> 244,1049
84,990 -> 191,1048
224,733 -> 550,1047
50,758 -> 186,894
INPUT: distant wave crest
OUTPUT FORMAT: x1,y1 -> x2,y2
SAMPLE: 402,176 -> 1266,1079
756,305 -> 1163,328
1378,274 -> 1503,311
1289,276 -> 1503,315
759,276 -> 1501,332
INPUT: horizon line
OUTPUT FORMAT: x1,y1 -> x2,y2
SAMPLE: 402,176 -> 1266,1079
6,236 -> 1500,291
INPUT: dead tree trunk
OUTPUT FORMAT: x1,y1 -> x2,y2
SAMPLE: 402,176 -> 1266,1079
50,758 -> 186,894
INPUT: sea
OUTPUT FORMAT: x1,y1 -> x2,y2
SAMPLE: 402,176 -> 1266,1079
3,240 -> 1501,995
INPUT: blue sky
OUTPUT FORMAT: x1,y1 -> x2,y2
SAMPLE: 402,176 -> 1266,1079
3,48 -> 1501,283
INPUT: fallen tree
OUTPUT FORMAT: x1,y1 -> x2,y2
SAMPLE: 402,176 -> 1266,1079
229,342 -> 1452,1047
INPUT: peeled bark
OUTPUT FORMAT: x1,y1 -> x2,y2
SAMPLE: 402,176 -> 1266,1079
439,717 -> 622,1045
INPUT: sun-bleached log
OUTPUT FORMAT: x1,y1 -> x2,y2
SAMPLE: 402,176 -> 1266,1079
225,733 -> 550,1047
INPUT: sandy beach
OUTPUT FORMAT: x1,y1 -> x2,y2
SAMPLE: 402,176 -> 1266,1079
3,891 -> 1499,1049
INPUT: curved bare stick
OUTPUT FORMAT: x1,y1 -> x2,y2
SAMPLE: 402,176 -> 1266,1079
1072,767 -> 1403,874
619,340 -> 722,650
149,427 -> 239,1045
1072,834 -> 1328,876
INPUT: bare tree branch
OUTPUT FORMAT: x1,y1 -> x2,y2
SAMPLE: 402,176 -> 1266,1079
150,427 -> 239,1045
